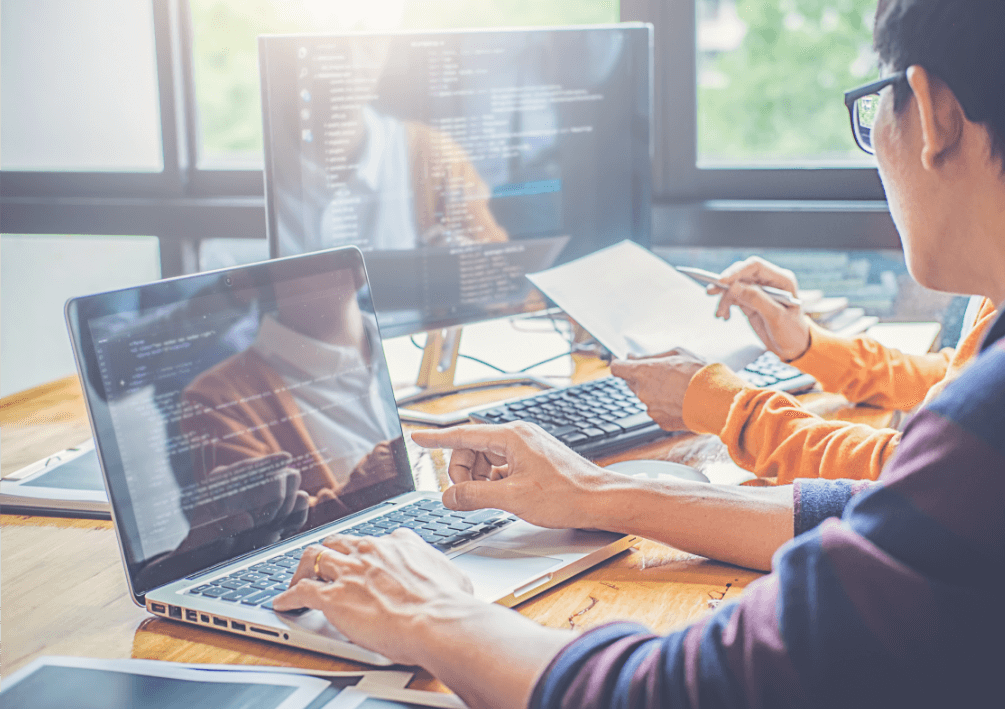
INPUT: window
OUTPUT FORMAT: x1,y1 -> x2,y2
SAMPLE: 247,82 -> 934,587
0,0 -> 163,172
189,0 -> 620,169
696,0 -> 878,166
2,0 -> 900,282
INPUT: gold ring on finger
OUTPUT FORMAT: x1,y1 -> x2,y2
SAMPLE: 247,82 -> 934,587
313,550 -> 330,582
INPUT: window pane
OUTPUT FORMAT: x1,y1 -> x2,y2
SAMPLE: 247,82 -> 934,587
0,0 -> 162,172
190,0 -> 620,168
0,235 -> 161,396
696,0 -> 877,167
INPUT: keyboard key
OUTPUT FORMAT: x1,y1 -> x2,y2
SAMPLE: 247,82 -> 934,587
262,600 -> 309,614
196,586 -> 229,598
613,412 -> 655,432
458,508 -> 506,524
242,589 -> 282,606
221,587 -> 257,601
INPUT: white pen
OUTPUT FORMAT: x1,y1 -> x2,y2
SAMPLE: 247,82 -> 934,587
675,266 -> 802,307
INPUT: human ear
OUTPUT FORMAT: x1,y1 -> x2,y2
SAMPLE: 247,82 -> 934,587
906,65 -> 965,171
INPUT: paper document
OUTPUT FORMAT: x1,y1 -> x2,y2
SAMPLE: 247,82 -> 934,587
527,240 -> 764,368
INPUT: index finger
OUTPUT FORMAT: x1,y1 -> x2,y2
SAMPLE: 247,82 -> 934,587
410,424 -> 512,458
273,576 -> 328,612
719,257 -> 795,292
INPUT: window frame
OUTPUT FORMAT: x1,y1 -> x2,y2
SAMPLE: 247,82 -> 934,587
1,0 -> 185,200
622,0 -> 888,202
0,0 -> 901,281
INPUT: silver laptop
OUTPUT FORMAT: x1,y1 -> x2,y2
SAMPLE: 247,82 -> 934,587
66,246 -> 635,665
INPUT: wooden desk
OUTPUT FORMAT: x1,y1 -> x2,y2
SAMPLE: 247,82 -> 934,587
1,372 -> 889,689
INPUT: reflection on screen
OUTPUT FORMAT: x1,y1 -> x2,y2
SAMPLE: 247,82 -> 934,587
262,26 -> 650,336
85,264 -> 412,592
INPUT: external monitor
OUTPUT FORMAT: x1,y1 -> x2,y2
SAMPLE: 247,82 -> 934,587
259,25 -> 652,422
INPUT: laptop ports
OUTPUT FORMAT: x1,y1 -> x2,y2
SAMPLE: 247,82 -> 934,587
231,622 -> 246,631
213,617 -> 228,627
185,610 -> 198,622
168,605 -> 182,619
150,602 -> 166,614
249,627 -> 280,638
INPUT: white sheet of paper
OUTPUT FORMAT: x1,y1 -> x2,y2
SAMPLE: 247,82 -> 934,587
527,240 -> 764,368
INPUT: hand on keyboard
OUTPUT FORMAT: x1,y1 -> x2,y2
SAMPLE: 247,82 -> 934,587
273,530 -> 478,666
609,349 -> 708,431
412,422 -> 619,531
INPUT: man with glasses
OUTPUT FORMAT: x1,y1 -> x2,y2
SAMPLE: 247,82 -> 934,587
274,2 -> 1005,707
607,65 -> 996,488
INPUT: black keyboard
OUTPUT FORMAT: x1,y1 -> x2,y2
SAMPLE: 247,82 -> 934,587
739,351 -> 817,392
187,500 -> 516,610
469,377 -> 669,459
468,354 -> 817,460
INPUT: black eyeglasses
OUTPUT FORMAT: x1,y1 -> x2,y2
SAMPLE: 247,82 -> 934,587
843,71 -> 907,154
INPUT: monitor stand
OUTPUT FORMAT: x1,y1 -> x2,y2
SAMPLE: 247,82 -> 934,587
394,326 -> 555,427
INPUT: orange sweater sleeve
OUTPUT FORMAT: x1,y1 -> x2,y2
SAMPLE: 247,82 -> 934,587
788,324 -> 951,409
682,364 -> 900,482
681,299 -> 997,483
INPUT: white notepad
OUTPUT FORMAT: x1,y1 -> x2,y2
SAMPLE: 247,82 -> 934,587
527,240 -> 764,368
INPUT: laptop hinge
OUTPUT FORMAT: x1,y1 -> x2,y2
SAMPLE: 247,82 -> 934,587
185,502 -> 399,580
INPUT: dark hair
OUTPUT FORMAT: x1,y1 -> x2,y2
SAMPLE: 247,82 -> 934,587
874,0 -> 1005,168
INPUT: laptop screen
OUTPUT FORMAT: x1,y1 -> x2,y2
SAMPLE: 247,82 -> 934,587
67,247 -> 415,598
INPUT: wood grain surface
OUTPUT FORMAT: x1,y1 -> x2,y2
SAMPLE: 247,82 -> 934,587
1,366 -> 890,690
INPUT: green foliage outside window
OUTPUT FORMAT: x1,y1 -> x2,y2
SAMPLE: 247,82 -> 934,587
697,0 -> 878,164
190,0 -> 619,166
190,0 -> 877,168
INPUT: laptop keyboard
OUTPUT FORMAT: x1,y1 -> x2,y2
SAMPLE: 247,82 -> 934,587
187,500 -> 517,609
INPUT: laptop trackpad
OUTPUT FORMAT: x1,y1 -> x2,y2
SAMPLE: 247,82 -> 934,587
452,545 -> 561,600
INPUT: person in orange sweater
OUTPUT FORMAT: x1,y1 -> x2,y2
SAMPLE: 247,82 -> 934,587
612,258 -> 997,484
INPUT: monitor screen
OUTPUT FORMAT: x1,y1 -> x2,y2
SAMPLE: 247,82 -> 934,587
260,25 -> 652,337
66,248 -> 415,597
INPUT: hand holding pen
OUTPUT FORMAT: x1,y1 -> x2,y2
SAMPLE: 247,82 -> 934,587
676,266 -> 802,307
678,257 -> 812,362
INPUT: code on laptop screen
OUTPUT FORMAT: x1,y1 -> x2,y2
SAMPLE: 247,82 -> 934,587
73,250 -> 415,595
